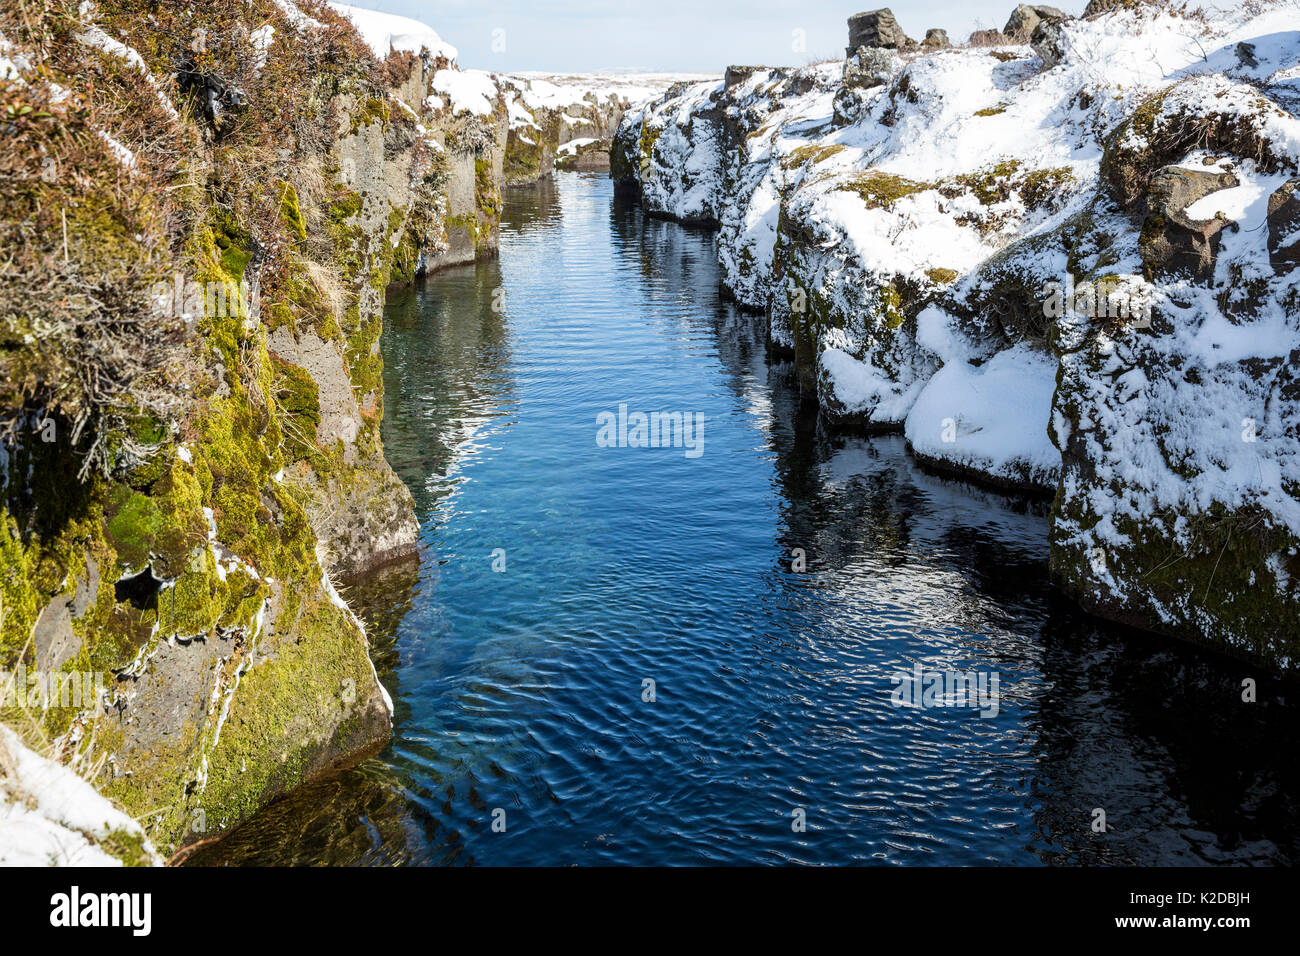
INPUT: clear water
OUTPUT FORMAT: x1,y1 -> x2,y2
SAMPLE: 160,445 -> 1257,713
191,172 -> 1300,867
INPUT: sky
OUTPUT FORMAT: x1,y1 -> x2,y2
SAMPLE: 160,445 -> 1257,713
342,1 -> 1091,73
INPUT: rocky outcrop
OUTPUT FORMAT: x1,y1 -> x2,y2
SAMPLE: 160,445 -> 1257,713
847,9 -> 914,55
1031,16 -> 1070,68
1267,178 -> 1300,272
844,47 -> 902,89
499,75 -> 638,187
1138,165 -> 1239,281
0,0 -> 526,858
1083,0 -> 1152,16
612,1 -> 1300,674
922,29 -> 951,50
1004,4 -> 1067,39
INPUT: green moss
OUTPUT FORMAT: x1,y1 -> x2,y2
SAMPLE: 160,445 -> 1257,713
943,159 -> 1024,206
780,143 -> 845,169
98,827 -> 155,867
638,123 -> 662,173
209,215 -> 252,282
974,104 -> 1007,117
925,267 -> 959,285
272,354 -> 322,466
193,594 -> 384,834
279,181 -> 308,241
349,96 -> 390,133
1050,499 -> 1300,673
1020,167 -> 1076,210
105,488 -> 164,571
839,171 -> 933,209
0,510 -> 42,661
475,156 -> 502,238
880,283 -> 905,329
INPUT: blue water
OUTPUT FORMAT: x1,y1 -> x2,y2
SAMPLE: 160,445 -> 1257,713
193,172 -> 1300,866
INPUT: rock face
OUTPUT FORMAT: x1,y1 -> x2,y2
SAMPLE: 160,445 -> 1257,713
844,47 -> 902,89
499,75 -> 641,187
0,3 -> 526,857
1031,16 -> 1070,68
1267,178 -> 1300,272
612,5 -> 1300,674
1084,0 -> 1151,16
1004,4 -> 1067,39
847,9 -> 914,54
1139,165 -> 1239,281
923,29 -> 951,49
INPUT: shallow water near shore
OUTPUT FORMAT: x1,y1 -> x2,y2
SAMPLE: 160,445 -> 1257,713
189,172 -> 1300,867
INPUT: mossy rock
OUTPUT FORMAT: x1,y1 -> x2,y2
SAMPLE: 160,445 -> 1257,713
839,171 -> 933,209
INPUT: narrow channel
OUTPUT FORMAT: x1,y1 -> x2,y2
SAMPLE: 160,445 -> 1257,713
190,172 -> 1300,866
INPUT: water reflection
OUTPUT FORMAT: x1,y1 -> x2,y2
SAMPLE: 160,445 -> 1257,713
190,173 -> 1300,867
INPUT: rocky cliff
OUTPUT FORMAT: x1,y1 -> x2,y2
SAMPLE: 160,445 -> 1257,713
611,1 -> 1300,673
0,0 -> 529,859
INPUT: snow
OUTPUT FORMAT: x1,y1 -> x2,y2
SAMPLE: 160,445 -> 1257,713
0,725 -> 160,866
96,130 -> 136,170
272,0 -> 323,32
75,23 -> 179,122
557,137 -> 599,155
328,2 -> 456,63
905,343 -> 1060,490
250,23 -> 275,72
503,72 -> 712,112
431,69 -> 499,117
618,0 -> 1300,515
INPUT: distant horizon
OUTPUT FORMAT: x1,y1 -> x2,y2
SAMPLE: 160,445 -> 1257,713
338,1 -> 1091,73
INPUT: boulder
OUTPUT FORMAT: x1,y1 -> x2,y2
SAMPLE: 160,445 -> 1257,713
1030,16 -> 1069,68
846,9 -> 914,55
1266,178 -> 1300,273
1083,0 -> 1152,15
969,29 -> 1005,46
1139,165 -> 1240,281
843,46 -> 902,88
1004,4 -> 1066,39
922,28 -> 951,49
724,65 -> 765,89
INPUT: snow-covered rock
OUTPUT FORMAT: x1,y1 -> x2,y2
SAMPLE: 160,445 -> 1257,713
0,725 -> 160,866
499,73 -> 708,185
328,2 -> 456,63
612,1 -> 1300,671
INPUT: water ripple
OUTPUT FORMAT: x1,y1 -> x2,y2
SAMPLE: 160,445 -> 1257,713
189,173 -> 1300,868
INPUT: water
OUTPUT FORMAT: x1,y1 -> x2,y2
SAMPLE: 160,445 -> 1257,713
191,172 -> 1300,866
